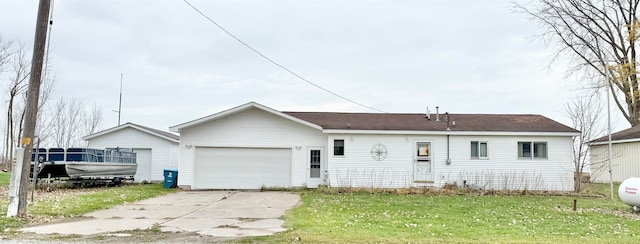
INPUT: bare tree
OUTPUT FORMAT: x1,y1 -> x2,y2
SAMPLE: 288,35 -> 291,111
1,40 -> 29,169
0,38 -> 56,169
0,37 -> 15,167
0,37 -> 14,72
565,92 -> 607,192
33,72 -> 56,145
50,98 -> 81,148
83,103 -> 103,136
47,98 -> 103,148
517,0 -> 640,126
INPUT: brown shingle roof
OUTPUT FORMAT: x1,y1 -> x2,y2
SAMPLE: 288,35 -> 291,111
129,123 -> 180,141
590,126 -> 639,143
283,112 -> 578,133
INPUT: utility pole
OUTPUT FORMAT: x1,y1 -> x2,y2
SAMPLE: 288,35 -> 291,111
17,0 -> 51,217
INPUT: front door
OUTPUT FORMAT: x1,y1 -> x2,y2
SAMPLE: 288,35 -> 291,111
414,142 -> 433,182
307,147 -> 324,188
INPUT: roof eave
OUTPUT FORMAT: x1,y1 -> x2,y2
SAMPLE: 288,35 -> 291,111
82,123 -> 131,141
83,123 -> 179,143
169,102 -> 323,133
588,138 -> 640,145
322,129 -> 580,136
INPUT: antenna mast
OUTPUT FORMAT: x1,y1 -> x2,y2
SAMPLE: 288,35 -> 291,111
118,73 -> 122,125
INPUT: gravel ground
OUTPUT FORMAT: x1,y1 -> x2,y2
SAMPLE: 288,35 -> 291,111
0,184 -> 241,243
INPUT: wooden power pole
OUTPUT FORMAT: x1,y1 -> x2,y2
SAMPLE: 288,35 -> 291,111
17,0 -> 52,217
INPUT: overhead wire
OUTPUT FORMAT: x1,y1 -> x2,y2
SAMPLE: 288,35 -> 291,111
182,0 -> 387,113
43,0 -> 55,82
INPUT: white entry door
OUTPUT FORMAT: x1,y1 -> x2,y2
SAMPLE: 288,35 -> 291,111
133,148 -> 152,182
414,142 -> 433,182
307,147 -> 324,188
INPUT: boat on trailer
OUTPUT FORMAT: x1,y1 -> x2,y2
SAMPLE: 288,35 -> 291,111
31,147 -> 137,184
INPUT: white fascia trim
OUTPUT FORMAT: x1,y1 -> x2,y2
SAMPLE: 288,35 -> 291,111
129,125 -> 180,143
170,102 -> 322,132
83,123 -> 179,143
322,129 -> 580,137
589,138 -> 640,145
82,124 -> 129,141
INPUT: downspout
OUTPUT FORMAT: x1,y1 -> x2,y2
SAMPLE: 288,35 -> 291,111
445,112 -> 451,165
446,135 -> 451,165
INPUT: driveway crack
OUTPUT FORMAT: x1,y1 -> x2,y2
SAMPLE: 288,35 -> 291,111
160,191 -> 238,226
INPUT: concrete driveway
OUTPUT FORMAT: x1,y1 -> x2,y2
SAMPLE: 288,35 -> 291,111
20,191 -> 300,237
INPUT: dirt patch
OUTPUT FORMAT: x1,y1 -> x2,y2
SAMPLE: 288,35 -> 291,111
0,229 -> 236,243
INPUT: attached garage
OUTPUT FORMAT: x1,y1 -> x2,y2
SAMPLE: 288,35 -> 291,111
194,147 -> 292,189
170,102 -> 328,190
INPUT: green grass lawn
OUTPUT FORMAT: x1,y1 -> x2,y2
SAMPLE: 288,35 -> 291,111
0,172 -> 10,186
246,189 -> 640,243
0,171 -> 638,243
28,183 -> 172,217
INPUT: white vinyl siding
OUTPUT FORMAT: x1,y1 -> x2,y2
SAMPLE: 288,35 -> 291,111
328,134 -> 573,191
86,127 -> 180,182
328,134 -> 445,188
446,136 -> 571,191
590,142 -> 640,183
178,108 -> 326,189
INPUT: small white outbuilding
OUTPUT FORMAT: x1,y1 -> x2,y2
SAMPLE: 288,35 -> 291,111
589,126 -> 640,183
83,122 -> 180,182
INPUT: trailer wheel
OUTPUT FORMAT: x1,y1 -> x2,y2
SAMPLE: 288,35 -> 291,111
112,177 -> 122,186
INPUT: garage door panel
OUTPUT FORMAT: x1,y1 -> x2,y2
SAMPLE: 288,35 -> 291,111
194,147 -> 291,189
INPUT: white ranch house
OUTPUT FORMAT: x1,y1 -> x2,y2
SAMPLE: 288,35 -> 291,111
169,102 -> 579,191
83,122 -> 180,182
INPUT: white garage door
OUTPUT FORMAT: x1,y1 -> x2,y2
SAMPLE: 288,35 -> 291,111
194,147 -> 291,189
133,149 -> 152,182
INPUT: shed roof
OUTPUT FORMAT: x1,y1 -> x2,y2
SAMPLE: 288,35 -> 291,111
590,126 -> 639,144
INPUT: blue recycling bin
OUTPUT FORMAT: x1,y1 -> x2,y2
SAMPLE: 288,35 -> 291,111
163,168 -> 178,188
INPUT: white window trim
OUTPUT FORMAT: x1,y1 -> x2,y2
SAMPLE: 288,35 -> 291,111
470,141 -> 489,160
517,141 -> 548,160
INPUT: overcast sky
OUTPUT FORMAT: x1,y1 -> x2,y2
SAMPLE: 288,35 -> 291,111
0,0 -> 627,134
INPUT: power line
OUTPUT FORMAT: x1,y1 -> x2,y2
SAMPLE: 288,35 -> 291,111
182,0 -> 387,113
43,0 -> 54,81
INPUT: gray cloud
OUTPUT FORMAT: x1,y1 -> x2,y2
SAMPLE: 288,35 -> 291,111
1,0 -> 624,133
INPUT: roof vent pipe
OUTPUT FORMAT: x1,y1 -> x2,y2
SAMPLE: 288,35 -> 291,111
436,106 -> 440,122
446,112 -> 451,130
426,106 -> 431,120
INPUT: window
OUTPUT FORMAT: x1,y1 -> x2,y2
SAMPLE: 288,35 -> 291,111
518,142 -> 547,159
416,142 -> 430,159
333,139 -> 345,156
470,141 -> 488,159
310,149 -> 321,178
